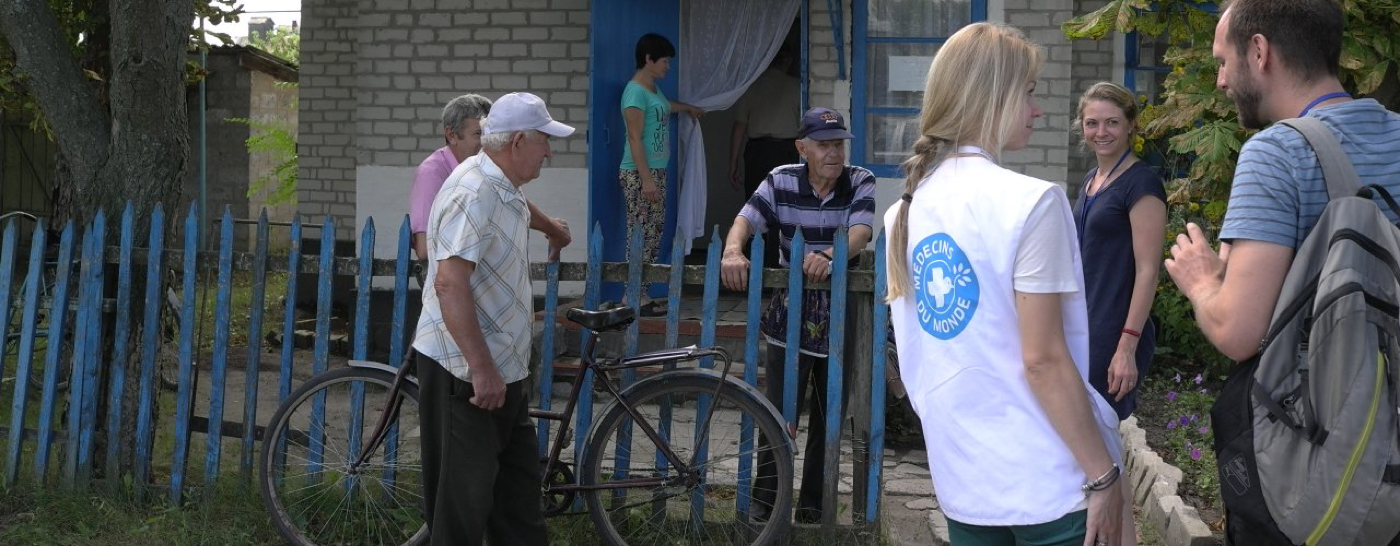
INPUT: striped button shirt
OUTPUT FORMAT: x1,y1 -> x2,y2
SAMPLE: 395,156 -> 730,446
412,152 -> 533,384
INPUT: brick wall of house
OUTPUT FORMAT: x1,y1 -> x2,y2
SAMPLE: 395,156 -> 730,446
298,0 -> 593,241
297,0 -> 359,240
1068,0 -> 1119,197
1003,0 -> 1074,188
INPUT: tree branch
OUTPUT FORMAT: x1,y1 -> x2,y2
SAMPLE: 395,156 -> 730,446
0,0 -> 111,184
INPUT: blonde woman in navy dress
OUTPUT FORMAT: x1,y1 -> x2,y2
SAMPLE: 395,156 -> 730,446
1071,82 -> 1167,421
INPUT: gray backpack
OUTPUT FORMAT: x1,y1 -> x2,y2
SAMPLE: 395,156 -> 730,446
1210,117 -> 1400,545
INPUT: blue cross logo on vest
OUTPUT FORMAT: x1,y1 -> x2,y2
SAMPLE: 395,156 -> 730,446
912,233 -> 979,339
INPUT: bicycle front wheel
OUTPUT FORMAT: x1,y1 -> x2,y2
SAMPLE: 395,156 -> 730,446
582,370 -> 793,546
259,366 -> 426,546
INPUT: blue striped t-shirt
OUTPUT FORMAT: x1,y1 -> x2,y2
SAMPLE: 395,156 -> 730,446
1220,99 -> 1400,249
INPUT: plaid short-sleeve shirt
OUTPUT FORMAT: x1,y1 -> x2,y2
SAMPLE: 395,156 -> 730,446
412,152 -> 533,384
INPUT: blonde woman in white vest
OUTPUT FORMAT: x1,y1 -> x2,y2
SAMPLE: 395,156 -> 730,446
883,22 -> 1132,546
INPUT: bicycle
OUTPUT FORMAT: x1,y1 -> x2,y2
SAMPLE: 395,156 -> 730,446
258,304 -> 795,546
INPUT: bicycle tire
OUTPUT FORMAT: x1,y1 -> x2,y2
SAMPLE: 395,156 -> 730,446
259,366 -> 427,546
581,369 -> 794,546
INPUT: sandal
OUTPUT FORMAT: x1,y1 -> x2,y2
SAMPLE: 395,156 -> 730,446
638,301 -> 668,317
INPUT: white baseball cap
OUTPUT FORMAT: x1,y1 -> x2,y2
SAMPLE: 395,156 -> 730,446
482,92 -> 575,137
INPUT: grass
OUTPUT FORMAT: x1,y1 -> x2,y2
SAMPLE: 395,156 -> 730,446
0,479 -> 283,545
173,269 -> 289,354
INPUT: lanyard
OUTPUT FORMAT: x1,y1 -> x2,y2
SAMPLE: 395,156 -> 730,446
1299,92 -> 1350,117
1078,149 -> 1132,241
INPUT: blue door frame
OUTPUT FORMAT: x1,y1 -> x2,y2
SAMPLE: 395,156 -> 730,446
588,0 -> 680,301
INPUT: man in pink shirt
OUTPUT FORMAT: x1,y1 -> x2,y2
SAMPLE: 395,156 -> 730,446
409,94 -> 494,261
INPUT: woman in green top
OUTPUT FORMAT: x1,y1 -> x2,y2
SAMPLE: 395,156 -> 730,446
620,33 -> 703,317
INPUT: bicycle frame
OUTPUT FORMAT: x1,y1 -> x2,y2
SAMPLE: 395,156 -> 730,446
531,327 -> 735,496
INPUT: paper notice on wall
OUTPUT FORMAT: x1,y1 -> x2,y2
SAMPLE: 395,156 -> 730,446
888,56 -> 935,92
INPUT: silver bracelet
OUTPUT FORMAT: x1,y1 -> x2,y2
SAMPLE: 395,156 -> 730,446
1081,463 -> 1121,492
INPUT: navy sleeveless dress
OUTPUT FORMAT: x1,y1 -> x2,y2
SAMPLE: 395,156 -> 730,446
1072,162 -> 1166,420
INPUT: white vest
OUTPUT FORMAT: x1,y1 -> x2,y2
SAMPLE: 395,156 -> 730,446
884,156 -> 1121,526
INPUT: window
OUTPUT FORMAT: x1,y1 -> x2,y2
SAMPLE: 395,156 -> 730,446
853,0 -> 985,178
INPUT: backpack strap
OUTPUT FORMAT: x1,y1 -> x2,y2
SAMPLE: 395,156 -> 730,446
1277,117 -> 1362,202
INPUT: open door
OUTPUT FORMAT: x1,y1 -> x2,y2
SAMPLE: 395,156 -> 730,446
588,0 -> 680,302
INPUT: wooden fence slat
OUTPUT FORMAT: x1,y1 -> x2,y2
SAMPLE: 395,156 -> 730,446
272,215 -> 302,482
278,216 -> 302,404
33,221 -> 74,484
735,230 -> 765,517
821,228 -> 849,528
170,205 -> 201,504
203,209 -> 236,489
307,215 -> 336,477
384,217 -> 411,488
3,220 -> 32,486
0,220 -> 15,394
534,258 -> 560,452
573,224 -> 603,469
75,212 -> 108,486
698,228 -> 721,369
689,227 -> 724,524
390,217 -> 410,369
346,219 -> 374,492
134,205 -> 166,501
104,204 -> 135,491
781,231 -> 805,425
653,231 -> 685,480
64,226 -> 92,486
240,210 -> 270,479
612,225 -> 643,485
866,231 -> 889,522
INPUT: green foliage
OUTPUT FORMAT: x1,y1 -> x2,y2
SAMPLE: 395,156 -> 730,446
226,83 -> 298,205
0,0 -> 245,140
1153,372 -> 1222,509
248,24 -> 299,66
1066,0 -> 1400,368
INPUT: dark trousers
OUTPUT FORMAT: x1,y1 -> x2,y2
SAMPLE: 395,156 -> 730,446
418,353 -> 547,546
744,138 -> 798,268
754,343 -> 847,523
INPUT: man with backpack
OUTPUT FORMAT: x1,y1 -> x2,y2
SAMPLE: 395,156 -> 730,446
1165,0 -> 1400,544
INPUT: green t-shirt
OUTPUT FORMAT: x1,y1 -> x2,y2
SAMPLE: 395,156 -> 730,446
619,81 -> 671,170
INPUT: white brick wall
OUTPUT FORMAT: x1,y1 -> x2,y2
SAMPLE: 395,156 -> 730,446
301,0 -> 1110,241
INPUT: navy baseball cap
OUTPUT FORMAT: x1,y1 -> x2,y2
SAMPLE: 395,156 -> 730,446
797,107 -> 855,141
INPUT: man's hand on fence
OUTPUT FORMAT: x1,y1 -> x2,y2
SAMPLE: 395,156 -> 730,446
545,217 -> 570,262
721,250 -> 750,291
802,250 -> 833,283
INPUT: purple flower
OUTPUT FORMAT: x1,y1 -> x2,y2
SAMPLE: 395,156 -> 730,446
1200,388 -> 1208,394
1198,426 -> 1210,435
1174,373 -> 1182,383
1179,415 -> 1191,426
1166,391 -> 1178,402
1190,414 -> 1199,423
1166,420 -> 1178,430
1193,373 -> 1204,385
1190,447 -> 1203,461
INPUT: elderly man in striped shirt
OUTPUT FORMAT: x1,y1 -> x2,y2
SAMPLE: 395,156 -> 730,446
719,107 -> 876,523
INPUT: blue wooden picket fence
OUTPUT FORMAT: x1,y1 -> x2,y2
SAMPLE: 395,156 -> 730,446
0,201 -> 892,528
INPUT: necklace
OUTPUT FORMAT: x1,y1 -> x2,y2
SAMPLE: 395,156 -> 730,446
1077,149 -> 1133,241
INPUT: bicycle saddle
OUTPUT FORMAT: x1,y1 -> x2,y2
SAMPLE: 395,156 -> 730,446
565,305 -> 636,332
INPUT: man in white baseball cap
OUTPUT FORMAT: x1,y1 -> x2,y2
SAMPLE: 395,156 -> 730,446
413,91 -> 574,545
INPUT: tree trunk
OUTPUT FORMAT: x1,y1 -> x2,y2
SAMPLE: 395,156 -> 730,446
1,0 -> 192,485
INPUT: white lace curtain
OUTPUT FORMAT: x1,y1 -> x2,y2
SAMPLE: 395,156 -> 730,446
676,0 -> 801,254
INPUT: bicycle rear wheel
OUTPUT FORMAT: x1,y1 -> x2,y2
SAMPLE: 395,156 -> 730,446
259,366 -> 426,546
582,370 -> 793,546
